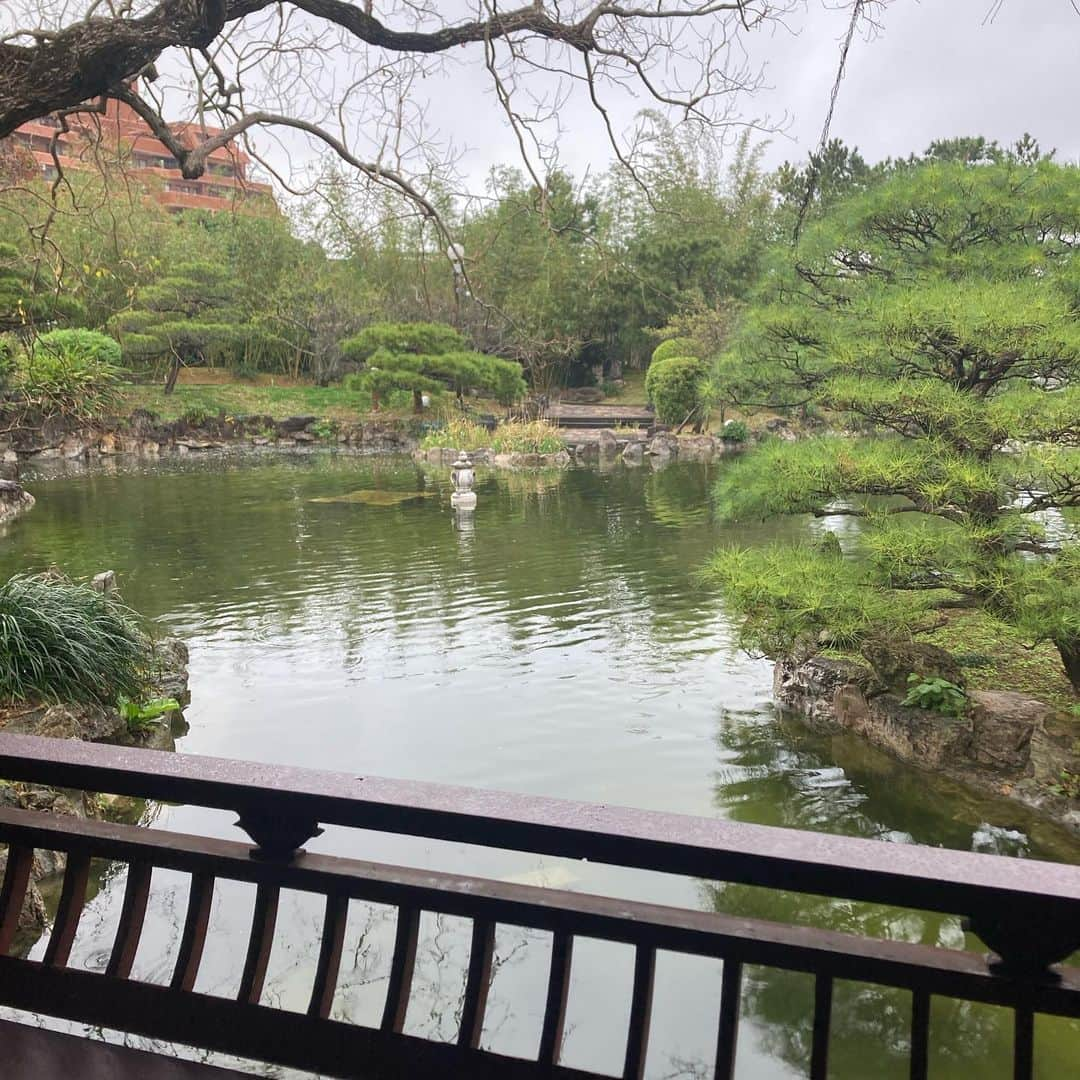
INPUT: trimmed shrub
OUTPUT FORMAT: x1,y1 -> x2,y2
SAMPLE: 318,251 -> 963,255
0,573 -> 152,706
646,355 -> 707,425
721,419 -> 749,443
651,337 -> 695,365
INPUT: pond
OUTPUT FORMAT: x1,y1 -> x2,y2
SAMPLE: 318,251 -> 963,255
3,453 -> 1078,1078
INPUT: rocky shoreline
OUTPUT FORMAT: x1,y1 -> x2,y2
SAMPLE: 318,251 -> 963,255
0,635 -> 190,954
775,654 -> 1080,837
1,409 -> 418,462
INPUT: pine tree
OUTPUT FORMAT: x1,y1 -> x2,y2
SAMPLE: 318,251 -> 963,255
706,161 -> 1080,692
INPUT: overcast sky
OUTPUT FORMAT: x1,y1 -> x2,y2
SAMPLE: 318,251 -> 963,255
410,0 -> 1080,188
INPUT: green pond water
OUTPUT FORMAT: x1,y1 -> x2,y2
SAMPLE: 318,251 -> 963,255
2,453 -> 1078,1078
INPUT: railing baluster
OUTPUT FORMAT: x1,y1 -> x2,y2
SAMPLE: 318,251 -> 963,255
622,944 -> 656,1080
538,931 -> 574,1066
106,861 -> 153,979
380,905 -> 420,1033
171,871 -> 214,992
458,918 -> 496,1049
307,893 -> 349,1019
1013,1005 -> 1034,1080
42,852 -> 90,967
909,988 -> 930,1080
714,958 -> 743,1080
0,844 -> 34,955
237,882 -> 279,1005
810,974 -> 833,1080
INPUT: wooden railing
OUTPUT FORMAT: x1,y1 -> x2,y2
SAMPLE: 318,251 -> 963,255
0,732 -> 1077,1079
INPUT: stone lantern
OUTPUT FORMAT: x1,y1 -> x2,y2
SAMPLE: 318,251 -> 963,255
450,451 -> 477,508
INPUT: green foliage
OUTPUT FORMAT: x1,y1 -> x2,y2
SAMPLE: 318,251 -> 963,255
342,323 -> 525,410
708,159 -> 1080,692
489,420 -> 563,455
419,418 -> 562,454
645,356 -> 707,425
18,328 -> 125,417
902,675 -> 968,718
118,695 -> 181,733
341,321 -> 465,362
0,574 -> 152,706
720,419 -> 748,443
1047,770 -> 1080,800
705,544 -> 931,657
0,241 -> 83,334
310,419 -> 338,441
651,338 -> 695,365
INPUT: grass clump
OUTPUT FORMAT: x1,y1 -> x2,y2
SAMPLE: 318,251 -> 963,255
0,574 -> 152,706
419,417 -> 492,450
420,418 -> 564,455
489,420 -> 563,454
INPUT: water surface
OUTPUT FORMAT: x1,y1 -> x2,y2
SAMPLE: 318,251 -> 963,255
3,453 -> 1077,1077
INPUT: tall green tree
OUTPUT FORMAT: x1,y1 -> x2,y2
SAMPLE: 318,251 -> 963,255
706,161 -> 1080,692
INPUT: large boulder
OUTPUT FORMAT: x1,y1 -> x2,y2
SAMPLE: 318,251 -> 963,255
647,433 -> 678,460
834,683 -> 973,767
967,691 -> 1047,773
859,637 -> 964,695
622,441 -> 644,466
677,435 -> 717,462
598,429 -> 619,457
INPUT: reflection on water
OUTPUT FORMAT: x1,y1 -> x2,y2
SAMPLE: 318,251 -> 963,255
2,453 -> 1077,1077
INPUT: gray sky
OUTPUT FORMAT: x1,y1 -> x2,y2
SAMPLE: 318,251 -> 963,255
414,0 -> 1080,187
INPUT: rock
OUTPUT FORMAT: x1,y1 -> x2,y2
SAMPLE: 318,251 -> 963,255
622,441 -> 644,465
253,436 -> 271,446
0,701 -> 126,743
677,435 -> 717,462
647,433 -> 678,459
859,637 -> 964,696
61,436 -> 88,459
0,479 -> 34,523
98,432 -> 120,454
277,415 -> 319,434
774,655 -> 869,727
91,570 -> 117,594
293,431 -> 317,443
598,429 -> 619,457
968,691 -> 1047,773
834,684 -> 973,768
153,636 -> 191,707
1030,709 -> 1080,785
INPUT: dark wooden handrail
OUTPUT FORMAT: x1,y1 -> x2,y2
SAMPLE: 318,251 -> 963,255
1,732 -> 1079,1080
0,733 -> 1077,925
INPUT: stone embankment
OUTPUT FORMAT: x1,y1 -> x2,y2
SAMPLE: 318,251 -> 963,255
776,655 -> 1080,835
416,430 -> 746,469
0,633 -> 190,953
1,410 -> 416,461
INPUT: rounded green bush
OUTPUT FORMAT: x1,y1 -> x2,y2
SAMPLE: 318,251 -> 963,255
20,328 -> 124,417
651,337 -> 695,365
646,355 -> 707,425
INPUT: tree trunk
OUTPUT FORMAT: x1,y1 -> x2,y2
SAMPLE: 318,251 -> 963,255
164,354 -> 181,395
412,389 -> 424,414
1056,638 -> 1080,694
